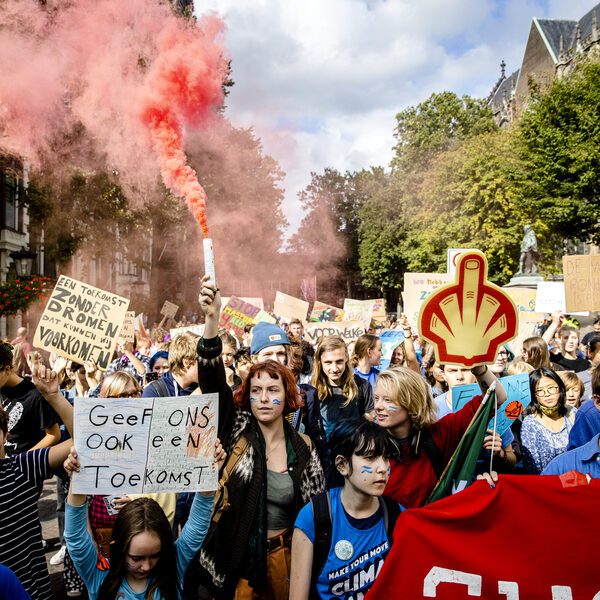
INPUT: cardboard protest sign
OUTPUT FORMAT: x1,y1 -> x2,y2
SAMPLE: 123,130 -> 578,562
403,273 -> 451,324
310,301 -> 344,322
304,321 -> 366,344
219,296 -> 261,337
419,251 -> 518,367
503,287 -> 539,314
119,311 -> 136,343
563,254 -> 600,312
221,297 -> 264,311
370,298 -> 386,321
254,310 -> 277,325
273,291 -> 309,322
160,300 -> 179,319
535,281 -> 589,316
343,299 -> 375,326
488,373 -> 531,436
34,276 -> 129,371
72,394 -> 218,494
379,330 -> 405,370
453,373 -> 531,437
170,324 -> 205,338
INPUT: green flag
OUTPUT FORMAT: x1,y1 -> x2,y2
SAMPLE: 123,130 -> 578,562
426,382 -> 497,504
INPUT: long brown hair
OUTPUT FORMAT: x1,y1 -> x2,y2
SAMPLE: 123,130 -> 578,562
523,336 -> 551,369
97,497 -> 178,600
312,336 -> 357,406
352,334 -> 379,368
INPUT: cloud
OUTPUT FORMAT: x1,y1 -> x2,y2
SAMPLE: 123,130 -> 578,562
195,0 -> 598,232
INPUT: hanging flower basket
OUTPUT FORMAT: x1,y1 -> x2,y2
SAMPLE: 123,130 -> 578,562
0,276 -> 53,317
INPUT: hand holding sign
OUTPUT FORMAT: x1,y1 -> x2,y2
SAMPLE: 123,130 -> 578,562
418,250 -> 517,367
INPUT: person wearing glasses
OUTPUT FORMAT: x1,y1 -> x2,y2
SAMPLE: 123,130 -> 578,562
489,345 -> 512,378
520,367 -> 577,474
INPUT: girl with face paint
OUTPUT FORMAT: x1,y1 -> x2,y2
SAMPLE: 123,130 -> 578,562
196,323 -> 326,598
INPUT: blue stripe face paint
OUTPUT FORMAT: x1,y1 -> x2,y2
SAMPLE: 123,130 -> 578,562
387,466 -> 391,476
387,404 -> 400,412
250,397 -> 259,403
272,399 -> 281,405
360,466 -> 373,474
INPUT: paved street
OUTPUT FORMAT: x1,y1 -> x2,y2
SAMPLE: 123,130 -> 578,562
39,477 -> 85,599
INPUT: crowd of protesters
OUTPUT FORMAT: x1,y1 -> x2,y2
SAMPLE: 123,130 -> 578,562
0,284 -> 598,600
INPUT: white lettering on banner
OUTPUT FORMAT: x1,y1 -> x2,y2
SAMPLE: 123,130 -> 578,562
423,567 -> 481,596
423,567 -> 600,598
498,581 -> 519,599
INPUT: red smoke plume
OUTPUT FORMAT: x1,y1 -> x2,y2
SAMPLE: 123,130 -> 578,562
139,17 -> 228,237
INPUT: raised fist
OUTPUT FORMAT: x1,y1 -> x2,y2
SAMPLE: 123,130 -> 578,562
418,251 -> 517,367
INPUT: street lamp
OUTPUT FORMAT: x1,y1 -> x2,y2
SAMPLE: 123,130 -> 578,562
9,247 -> 37,277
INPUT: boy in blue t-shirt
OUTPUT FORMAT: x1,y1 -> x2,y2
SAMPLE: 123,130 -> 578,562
290,418 -> 403,600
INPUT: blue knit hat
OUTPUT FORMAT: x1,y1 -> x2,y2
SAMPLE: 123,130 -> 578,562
251,322 -> 290,355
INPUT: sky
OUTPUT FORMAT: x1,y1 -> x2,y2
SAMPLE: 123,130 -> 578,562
195,0 -> 597,234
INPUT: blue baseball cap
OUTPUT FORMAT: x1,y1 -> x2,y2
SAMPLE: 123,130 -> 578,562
250,322 -> 290,355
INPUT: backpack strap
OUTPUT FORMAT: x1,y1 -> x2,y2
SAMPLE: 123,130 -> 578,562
309,491 -> 332,598
211,435 -> 249,523
419,427 -> 445,480
147,378 -> 169,398
299,432 -> 313,453
379,496 -> 401,546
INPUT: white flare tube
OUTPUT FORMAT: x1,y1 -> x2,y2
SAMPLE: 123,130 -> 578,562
203,238 -> 216,286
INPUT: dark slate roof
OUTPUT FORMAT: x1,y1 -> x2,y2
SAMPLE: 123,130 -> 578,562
569,3 -> 600,48
535,18 -> 577,61
490,69 -> 520,109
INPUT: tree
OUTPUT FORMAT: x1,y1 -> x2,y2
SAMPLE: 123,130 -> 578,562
290,167 -> 388,297
392,91 -> 496,171
516,59 -> 600,244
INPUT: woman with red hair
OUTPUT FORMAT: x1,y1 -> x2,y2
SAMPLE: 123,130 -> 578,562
196,284 -> 325,600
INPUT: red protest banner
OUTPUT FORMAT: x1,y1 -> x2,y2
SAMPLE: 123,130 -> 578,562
368,474 -> 599,600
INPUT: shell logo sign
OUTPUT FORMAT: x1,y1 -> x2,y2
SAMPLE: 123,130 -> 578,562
419,250 -> 518,367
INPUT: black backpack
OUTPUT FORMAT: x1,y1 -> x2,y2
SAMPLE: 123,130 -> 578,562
146,378 -> 169,397
309,492 -> 401,599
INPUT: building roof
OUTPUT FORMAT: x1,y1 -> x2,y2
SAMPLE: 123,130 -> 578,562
568,3 -> 600,49
490,69 -> 519,111
534,18 -> 577,63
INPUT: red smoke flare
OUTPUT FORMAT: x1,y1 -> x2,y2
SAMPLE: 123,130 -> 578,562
139,17 -> 228,238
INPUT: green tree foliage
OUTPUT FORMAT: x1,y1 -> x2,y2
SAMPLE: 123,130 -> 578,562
516,59 -> 600,244
392,91 -> 496,171
290,167 -> 388,294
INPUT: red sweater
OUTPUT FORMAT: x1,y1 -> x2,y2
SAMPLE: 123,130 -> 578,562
384,395 -> 483,508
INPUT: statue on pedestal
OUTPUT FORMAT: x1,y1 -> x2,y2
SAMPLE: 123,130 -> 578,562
516,225 -> 538,275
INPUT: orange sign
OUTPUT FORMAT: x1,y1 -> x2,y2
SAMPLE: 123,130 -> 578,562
418,250 -> 518,367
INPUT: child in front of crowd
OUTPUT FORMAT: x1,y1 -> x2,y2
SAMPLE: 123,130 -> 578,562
290,418 -> 402,600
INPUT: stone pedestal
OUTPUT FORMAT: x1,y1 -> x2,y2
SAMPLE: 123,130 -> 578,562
504,274 -> 544,288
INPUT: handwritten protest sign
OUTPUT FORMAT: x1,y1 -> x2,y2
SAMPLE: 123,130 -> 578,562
419,251 -> 518,367
119,311 -> 136,343
503,287 -> 539,314
222,297 -> 264,311
219,296 -> 261,337
170,324 -> 205,338
343,299 -> 375,325
563,254 -> 600,312
370,298 -> 386,321
34,276 -> 129,371
535,281 -> 589,316
310,301 -> 344,322
273,291 -> 309,322
160,300 -> 179,319
304,321 -> 366,344
72,394 -> 218,494
403,273 -> 451,324
379,330 -> 405,370
254,310 -> 276,325
452,373 -> 531,437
